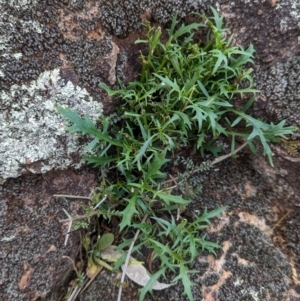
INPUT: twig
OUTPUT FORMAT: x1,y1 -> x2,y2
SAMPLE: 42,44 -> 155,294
168,174 -> 178,185
117,214 -> 149,301
93,194 -> 107,209
59,214 -> 93,223
268,211 -> 291,232
168,175 -> 182,221
66,286 -> 81,301
63,256 -> 79,276
62,209 -> 73,246
64,257 -> 88,301
59,195 -> 108,223
53,194 -> 92,200
80,266 -> 103,295
210,141 -> 248,166
176,206 -> 181,221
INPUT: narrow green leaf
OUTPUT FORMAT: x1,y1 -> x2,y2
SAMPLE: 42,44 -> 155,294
210,6 -> 223,30
231,135 -> 235,154
210,49 -> 228,74
162,113 -> 180,130
99,82 -> 127,97
175,111 -> 192,129
170,55 -> 183,79
172,263 -> 197,301
247,140 -> 258,156
193,207 -> 227,225
83,155 -> 118,166
231,88 -> 259,95
231,116 -> 242,127
197,132 -> 206,148
155,191 -> 191,206
133,134 -> 157,164
168,14 -> 178,36
139,269 -> 166,301
153,74 -> 181,93
197,80 -> 209,98
173,23 -> 201,39
85,138 -> 99,151
124,112 -> 142,117
187,104 -> 207,130
145,150 -> 170,181
197,236 -> 222,253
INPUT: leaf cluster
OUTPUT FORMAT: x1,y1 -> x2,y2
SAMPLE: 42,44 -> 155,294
135,207 -> 225,300
56,7 -> 296,301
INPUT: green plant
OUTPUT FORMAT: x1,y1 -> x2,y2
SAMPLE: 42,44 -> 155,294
85,233 -> 115,271
134,207 -> 224,300
57,7 -> 296,301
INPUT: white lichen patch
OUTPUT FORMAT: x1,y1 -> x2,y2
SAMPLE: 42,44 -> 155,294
0,2 -> 45,79
3,0 -> 39,10
12,53 -> 23,60
276,0 -> 300,29
0,68 -> 103,183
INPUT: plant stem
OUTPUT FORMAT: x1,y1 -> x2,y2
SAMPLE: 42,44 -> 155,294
161,141 -> 248,190
53,194 -> 92,200
117,214 -> 148,301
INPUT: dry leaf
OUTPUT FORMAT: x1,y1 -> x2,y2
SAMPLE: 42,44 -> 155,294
101,245 -> 142,264
86,262 -> 102,279
121,263 -> 175,290
101,245 -> 174,290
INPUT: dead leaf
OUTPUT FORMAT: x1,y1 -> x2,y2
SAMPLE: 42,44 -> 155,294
86,262 -> 101,279
101,245 -> 142,264
101,245 -> 174,290
121,263 -> 175,290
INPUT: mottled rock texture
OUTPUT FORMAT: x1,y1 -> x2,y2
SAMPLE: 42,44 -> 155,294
0,69 -> 103,182
0,169 -> 97,301
1,0 -> 300,301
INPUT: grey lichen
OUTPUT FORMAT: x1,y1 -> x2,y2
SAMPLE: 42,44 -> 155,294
275,0 -> 300,31
99,0 -> 211,37
99,0 -> 142,37
217,222 -> 291,301
0,68 -> 103,183
0,2 -> 63,90
255,54 -> 300,139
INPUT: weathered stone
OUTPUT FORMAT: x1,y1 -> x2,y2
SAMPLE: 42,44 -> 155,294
0,169 -> 96,301
0,68 -> 103,183
0,0 -> 300,301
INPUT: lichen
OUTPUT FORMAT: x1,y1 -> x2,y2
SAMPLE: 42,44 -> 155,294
275,0 -> 300,30
0,68 -> 103,183
98,0 -> 211,37
255,54 -> 300,139
216,222 -> 291,301
0,2 -> 63,90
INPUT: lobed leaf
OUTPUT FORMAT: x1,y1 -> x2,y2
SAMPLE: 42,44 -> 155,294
119,193 -> 140,231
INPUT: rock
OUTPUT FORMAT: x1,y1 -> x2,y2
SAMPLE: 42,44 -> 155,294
0,169 -> 96,301
0,68 -> 103,184
0,0 -> 300,301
